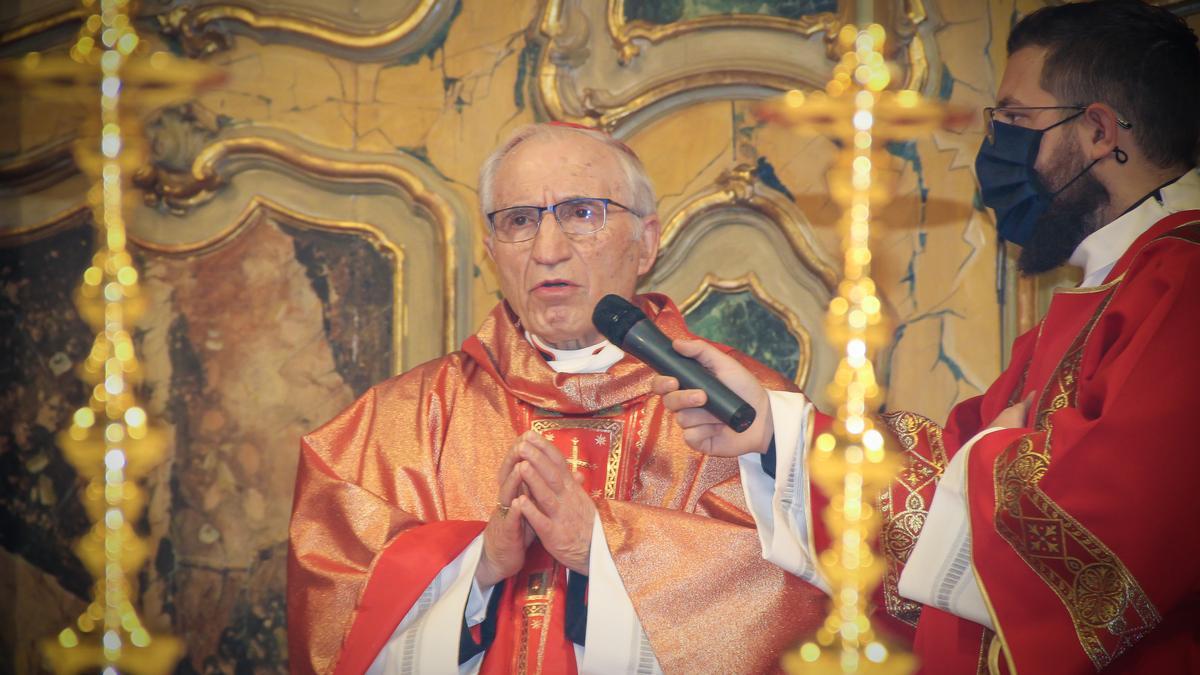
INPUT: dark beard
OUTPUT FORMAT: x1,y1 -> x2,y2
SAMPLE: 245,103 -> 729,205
1017,143 -> 1110,275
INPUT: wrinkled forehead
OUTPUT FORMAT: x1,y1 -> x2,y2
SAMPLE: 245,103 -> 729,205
491,133 -> 627,207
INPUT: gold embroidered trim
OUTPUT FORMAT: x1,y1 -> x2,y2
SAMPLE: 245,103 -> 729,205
1051,273 -> 1124,295
976,629 -> 995,675
530,418 -> 624,500
515,568 -> 557,675
879,411 -> 950,627
993,290 -> 1160,669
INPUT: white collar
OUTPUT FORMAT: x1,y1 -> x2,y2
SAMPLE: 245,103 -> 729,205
1069,170 -> 1200,287
526,331 -> 626,374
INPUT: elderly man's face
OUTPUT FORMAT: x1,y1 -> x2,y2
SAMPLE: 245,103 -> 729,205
485,134 -> 660,349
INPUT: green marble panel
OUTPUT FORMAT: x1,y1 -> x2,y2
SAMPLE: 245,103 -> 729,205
626,0 -> 838,25
685,289 -> 801,381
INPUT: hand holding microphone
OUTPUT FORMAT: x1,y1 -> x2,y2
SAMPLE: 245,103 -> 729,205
591,295 -> 773,457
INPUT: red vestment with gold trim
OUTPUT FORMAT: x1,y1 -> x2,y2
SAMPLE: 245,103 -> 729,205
286,293 -> 828,674
862,212 -> 1200,673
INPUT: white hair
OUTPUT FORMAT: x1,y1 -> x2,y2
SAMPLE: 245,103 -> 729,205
478,124 -> 657,232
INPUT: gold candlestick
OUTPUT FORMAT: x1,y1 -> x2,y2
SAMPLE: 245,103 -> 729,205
756,23 -> 967,675
3,2 -> 222,672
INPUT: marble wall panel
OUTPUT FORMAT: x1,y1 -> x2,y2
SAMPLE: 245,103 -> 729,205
137,216 -> 377,673
0,223 -> 95,606
0,213 -> 389,672
685,289 -> 803,382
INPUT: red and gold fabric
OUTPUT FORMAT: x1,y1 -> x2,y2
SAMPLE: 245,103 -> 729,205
871,212 -> 1200,673
287,293 -> 828,675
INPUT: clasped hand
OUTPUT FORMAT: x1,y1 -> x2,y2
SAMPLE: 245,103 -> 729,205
476,431 -> 596,588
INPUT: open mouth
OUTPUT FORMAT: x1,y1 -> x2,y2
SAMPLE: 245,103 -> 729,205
534,279 -> 575,290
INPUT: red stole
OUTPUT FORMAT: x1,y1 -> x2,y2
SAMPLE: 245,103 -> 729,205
480,415 -> 635,675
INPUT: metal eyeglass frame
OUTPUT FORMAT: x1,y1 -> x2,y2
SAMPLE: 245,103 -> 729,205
486,197 -> 642,243
982,104 -> 1132,143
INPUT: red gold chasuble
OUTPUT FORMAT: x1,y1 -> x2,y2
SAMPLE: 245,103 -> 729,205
287,293 -> 828,675
860,212 -> 1200,673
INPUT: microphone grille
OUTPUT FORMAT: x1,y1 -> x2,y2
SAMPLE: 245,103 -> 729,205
592,294 -> 646,344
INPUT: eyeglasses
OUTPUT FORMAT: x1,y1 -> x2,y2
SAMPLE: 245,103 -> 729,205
982,105 -> 1132,143
486,197 -> 642,243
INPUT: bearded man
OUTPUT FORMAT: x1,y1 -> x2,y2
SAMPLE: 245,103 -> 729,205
655,1 -> 1200,673
285,123 -> 826,674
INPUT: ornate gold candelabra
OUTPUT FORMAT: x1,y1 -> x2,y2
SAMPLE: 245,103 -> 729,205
4,1 -> 221,672
757,22 -> 964,675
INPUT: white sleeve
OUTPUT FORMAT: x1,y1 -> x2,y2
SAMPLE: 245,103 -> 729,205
897,428 -> 1001,629
737,390 -> 830,593
366,535 -> 488,675
579,513 -> 663,675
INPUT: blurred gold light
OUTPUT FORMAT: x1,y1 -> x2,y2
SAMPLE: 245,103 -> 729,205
10,1 -> 216,672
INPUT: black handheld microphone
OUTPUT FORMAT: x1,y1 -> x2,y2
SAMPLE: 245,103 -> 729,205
591,294 -> 757,433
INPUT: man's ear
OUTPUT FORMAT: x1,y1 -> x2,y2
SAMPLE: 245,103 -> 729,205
1080,103 -> 1123,162
484,231 -> 496,261
636,213 -> 661,276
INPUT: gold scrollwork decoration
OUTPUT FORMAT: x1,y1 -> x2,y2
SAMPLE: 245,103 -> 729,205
154,0 -> 448,57
586,71 -> 807,132
536,0 -> 934,133
659,164 -> 839,293
606,0 -> 841,65
134,134 -> 460,355
537,2 -> 825,131
680,272 -> 813,387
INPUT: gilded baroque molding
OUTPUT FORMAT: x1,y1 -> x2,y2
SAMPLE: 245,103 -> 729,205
0,1 -> 454,59
679,271 -> 813,387
659,164 -> 839,293
133,130 -> 461,354
537,0 -> 816,132
605,0 -> 840,66
535,0 -> 937,134
153,0 -> 453,58
4,127 -> 466,356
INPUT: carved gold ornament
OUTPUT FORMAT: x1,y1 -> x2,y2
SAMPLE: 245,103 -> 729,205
757,19 -> 966,674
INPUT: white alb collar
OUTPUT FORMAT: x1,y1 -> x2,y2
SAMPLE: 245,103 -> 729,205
1068,170 -> 1200,287
526,331 -> 626,374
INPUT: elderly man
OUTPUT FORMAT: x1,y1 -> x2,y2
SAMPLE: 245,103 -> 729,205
286,123 -> 826,674
656,1 -> 1200,673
